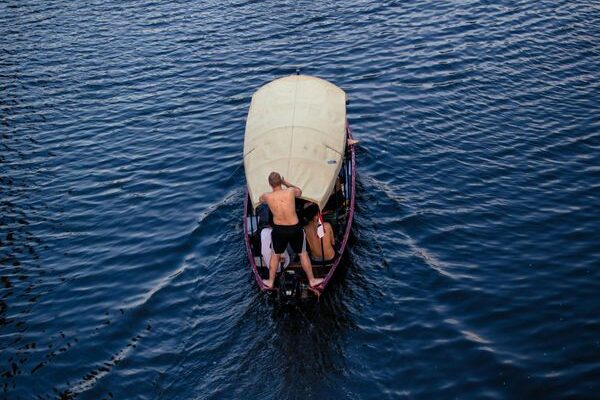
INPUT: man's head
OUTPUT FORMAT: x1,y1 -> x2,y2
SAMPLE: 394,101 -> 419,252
268,171 -> 282,188
304,204 -> 320,223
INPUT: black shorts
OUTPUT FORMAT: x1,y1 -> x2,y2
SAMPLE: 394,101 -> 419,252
271,224 -> 305,254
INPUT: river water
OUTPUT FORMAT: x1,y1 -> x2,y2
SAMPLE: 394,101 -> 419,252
1,0 -> 598,399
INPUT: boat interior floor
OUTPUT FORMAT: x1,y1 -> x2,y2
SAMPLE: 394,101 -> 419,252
255,261 -> 332,280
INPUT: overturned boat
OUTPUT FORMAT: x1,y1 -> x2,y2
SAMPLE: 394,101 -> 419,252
243,75 -> 356,302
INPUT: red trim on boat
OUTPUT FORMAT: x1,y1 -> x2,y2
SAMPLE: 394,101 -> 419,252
243,190 -> 269,291
317,125 -> 356,289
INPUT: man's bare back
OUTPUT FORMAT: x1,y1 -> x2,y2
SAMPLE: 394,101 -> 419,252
306,221 -> 335,260
304,204 -> 335,261
259,175 -> 302,226
261,188 -> 298,226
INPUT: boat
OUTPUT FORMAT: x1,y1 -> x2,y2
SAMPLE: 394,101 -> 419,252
243,74 -> 356,303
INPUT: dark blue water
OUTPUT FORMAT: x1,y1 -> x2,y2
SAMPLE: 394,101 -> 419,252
1,0 -> 599,399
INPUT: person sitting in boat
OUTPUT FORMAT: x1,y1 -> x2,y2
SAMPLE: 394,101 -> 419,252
304,204 -> 336,264
323,175 -> 345,212
259,172 -> 323,289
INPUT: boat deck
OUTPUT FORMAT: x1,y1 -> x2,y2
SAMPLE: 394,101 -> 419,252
254,258 -> 332,280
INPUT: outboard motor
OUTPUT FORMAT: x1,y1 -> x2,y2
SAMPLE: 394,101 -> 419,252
277,268 -> 301,305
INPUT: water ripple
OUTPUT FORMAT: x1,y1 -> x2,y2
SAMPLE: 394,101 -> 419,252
1,0 -> 599,398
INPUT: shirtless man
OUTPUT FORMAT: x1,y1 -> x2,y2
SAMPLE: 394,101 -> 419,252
304,204 -> 336,263
259,172 -> 323,289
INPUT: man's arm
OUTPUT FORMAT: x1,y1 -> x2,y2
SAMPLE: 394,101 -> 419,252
282,178 -> 302,197
259,193 -> 267,203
